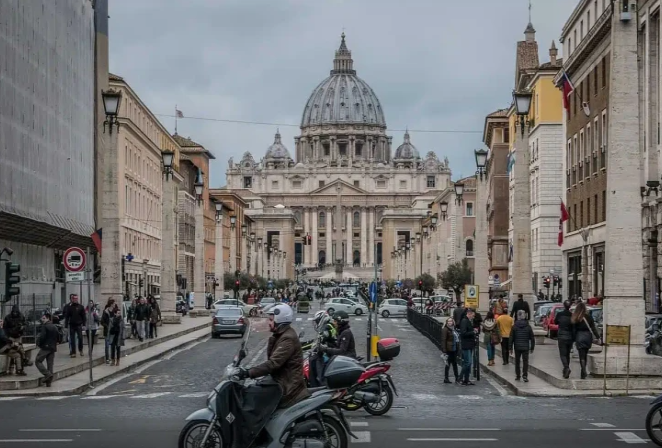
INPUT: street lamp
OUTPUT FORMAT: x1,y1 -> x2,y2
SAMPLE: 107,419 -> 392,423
214,201 -> 223,221
439,201 -> 448,221
101,89 -> 122,134
423,226 -> 429,238
454,182 -> 464,205
194,172 -> 204,205
475,148 -> 488,181
230,215 -> 236,230
241,223 -> 247,238
161,151 -> 175,179
406,241 -> 411,252
513,89 -> 533,136
257,237 -> 263,248
250,232 -> 255,243
415,232 -> 421,243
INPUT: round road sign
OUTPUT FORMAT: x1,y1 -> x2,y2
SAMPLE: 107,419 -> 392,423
63,247 -> 86,272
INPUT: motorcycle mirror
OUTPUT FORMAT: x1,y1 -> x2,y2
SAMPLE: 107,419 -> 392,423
298,330 -> 305,339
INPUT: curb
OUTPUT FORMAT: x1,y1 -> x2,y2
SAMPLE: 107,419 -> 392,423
0,330 -> 211,397
0,322 -> 210,392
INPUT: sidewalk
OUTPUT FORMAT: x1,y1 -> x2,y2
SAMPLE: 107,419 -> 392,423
0,314 -> 210,395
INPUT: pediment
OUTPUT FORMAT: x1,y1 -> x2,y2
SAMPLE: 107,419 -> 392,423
310,179 -> 367,195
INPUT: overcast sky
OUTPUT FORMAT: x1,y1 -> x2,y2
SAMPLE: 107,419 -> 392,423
109,0 -> 578,187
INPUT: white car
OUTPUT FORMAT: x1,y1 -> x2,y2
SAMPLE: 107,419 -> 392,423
325,297 -> 369,316
213,299 -> 258,317
377,298 -> 408,318
258,297 -> 277,309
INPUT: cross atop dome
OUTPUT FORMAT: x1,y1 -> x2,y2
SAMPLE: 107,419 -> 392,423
331,32 -> 356,75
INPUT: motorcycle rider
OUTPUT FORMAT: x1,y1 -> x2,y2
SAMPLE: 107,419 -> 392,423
321,310 -> 356,359
234,304 -> 310,408
309,311 -> 337,387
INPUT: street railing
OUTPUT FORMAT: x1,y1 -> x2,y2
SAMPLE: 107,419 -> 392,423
407,307 -> 443,350
0,293 -> 54,344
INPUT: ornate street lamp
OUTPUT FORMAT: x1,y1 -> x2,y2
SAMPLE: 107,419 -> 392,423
422,226 -> 429,238
241,223 -> 247,237
194,170 -> 204,205
513,89 -> 533,136
214,201 -> 223,221
101,89 -> 122,134
431,213 -> 439,227
475,148 -> 488,181
454,182 -> 464,205
250,232 -> 256,245
230,215 -> 236,230
405,241 -> 411,252
161,151 -> 175,179
415,232 -> 421,243
439,201 -> 448,221
257,237 -> 263,248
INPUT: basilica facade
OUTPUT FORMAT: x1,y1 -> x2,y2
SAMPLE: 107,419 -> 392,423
225,34 -> 450,277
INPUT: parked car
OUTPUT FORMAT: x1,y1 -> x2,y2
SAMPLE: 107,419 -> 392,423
377,298 -> 408,318
534,304 -> 554,327
324,297 -> 369,316
211,306 -> 246,338
542,303 -> 565,338
257,297 -> 276,309
213,299 -> 258,317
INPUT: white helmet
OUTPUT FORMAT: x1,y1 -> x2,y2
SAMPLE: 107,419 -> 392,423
268,304 -> 294,325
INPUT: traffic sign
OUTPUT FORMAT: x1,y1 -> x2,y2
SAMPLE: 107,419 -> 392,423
464,284 -> 479,309
63,247 -> 86,272
369,282 -> 378,303
66,272 -> 85,282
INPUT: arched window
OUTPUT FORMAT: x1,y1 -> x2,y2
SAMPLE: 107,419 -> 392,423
319,211 -> 326,228
466,239 -> 474,257
353,211 -> 360,228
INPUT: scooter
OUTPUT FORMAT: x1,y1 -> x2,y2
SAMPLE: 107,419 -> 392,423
645,394 -> 662,446
179,325 -> 363,448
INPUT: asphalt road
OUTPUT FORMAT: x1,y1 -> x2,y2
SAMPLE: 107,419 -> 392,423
0,310 -> 655,447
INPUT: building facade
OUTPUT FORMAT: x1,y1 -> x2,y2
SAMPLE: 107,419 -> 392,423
556,0 -> 611,300
0,0 -> 96,305
225,34 -> 450,279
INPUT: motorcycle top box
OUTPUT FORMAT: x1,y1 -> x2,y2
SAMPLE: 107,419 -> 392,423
324,355 -> 365,389
377,338 -> 400,361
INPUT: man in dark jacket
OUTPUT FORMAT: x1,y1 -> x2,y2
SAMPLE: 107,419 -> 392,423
323,311 -> 357,359
3,305 -> 31,367
35,312 -> 59,387
459,308 -> 477,386
453,303 -> 465,327
63,294 -> 85,357
134,298 -> 150,342
0,320 -> 24,375
509,310 -> 535,382
554,301 -> 574,378
237,304 -> 309,408
510,294 -> 531,321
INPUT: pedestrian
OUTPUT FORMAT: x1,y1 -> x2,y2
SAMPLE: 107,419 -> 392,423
63,294 -> 85,358
0,320 -> 24,376
134,298 -> 148,342
554,300 -> 574,378
128,299 -> 137,339
510,294 -> 531,320
109,307 -> 124,366
149,298 -> 161,339
482,311 -> 499,366
3,304 -> 31,369
509,309 -> 535,382
453,302 -> 465,327
440,318 -> 460,384
459,308 -> 477,386
35,312 -> 58,387
496,309 -> 513,365
84,300 -> 100,354
101,298 -> 116,364
571,302 -> 600,379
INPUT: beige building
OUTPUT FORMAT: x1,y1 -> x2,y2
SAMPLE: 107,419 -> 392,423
224,34 -> 450,280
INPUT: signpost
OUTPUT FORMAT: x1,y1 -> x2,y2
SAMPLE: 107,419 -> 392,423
63,247 -> 86,272
464,285 -> 479,309
493,274 -> 500,288
603,325 -> 632,396
66,272 -> 85,282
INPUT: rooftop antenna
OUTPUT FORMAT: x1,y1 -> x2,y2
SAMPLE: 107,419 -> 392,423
528,0 -> 532,23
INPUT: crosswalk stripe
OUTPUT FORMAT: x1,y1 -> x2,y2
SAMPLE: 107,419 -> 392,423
36,396 -> 69,400
179,392 -> 209,398
0,397 -> 23,401
296,318 -> 303,321
351,431 -> 371,443
81,395 -> 120,400
131,392 -> 171,399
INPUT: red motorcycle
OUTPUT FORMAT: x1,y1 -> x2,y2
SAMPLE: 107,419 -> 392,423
303,338 -> 400,416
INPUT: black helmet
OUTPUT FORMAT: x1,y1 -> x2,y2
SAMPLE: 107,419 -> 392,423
333,310 -> 350,324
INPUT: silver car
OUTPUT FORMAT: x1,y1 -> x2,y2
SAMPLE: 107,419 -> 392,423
211,306 -> 247,338
325,297 -> 369,316
377,298 -> 408,318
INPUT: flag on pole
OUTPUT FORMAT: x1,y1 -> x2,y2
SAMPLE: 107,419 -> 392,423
560,70 -> 575,112
176,109 -> 184,118
506,151 -> 515,174
557,201 -> 569,247
91,228 -> 102,254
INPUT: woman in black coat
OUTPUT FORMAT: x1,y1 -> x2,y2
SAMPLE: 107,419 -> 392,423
571,302 -> 600,379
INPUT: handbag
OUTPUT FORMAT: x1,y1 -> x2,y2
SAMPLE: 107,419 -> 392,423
491,331 -> 502,345
583,317 -> 601,345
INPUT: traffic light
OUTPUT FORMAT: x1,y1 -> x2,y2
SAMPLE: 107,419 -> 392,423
307,234 -> 312,245
543,276 -> 551,288
3,262 -> 20,302
418,280 -> 423,288
303,236 -> 307,246
552,276 -> 558,286
557,277 -> 563,289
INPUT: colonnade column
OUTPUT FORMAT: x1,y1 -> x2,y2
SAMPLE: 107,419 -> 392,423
367,208 -> 375,267
360,208 -> 367,267
346,209 -> 352,265
311,208 -> 318,267
250,238 -> 257,276
326,207 -> 333,265
303,208 -> 310,266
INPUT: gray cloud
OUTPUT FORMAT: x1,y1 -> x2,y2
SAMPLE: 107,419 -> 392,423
109,0 -> 578,186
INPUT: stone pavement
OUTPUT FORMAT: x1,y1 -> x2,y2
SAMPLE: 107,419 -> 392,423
0,315 -> 210,395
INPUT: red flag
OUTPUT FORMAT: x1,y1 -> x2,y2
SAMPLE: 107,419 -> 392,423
91,228 -> 102,254
561,71 -> 575,112
558,202 -> 569,247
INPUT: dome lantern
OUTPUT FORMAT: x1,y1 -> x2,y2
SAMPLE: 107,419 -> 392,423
331,32 -> 356,75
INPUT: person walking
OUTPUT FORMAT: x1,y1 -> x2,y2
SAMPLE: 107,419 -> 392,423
509,309 -> 535,382
35,312 -> 59,387
101,298 -> 117,364
63,294 -> 85,358
482,311 -> 499,366
554,300 -> 574,378
109,307 -> 124,366
148,298 -> 161,339
496,310 -> 513,365
440,318 -> 460,384
510,294 -> 531,321
459,308 -> 477,386
84,300 -> 100,355
571,302 -> 600,379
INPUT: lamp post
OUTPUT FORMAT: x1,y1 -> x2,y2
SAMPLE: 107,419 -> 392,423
229,215 -> 237,274
512,88 -> 535,320
193,171 -> 206,311
159,148 -> 180,323
257,237 -> 263,277
241,223 -> 248,274
474,148 -> 490,312
100,89 -> 124,309
214,200 -> 224,301
249,232 -> 256,276
440,202 -> 448,221
452,182 -> 464,264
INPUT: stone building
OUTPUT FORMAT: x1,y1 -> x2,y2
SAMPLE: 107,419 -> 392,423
555,0 -> 611,300
225,34 -> 450,279
482,109 -> 510,293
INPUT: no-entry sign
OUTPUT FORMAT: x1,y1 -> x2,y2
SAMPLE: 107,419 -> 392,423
63,247 -> 86,272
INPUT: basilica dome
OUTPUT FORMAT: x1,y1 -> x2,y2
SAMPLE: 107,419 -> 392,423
301,33 -> 386,128
265,130 -> 291,159
394,131 -> 420,159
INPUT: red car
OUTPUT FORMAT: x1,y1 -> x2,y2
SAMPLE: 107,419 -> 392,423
542,304 -> 565,338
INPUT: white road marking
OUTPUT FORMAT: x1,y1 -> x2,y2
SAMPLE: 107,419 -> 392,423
591,423 -> 616,428
581,429 -> 645,431
355,318 -> 363,321
351,431 -> 371,443
19,429 -> 101,432
0,397 -> 23,401
81,395 -> 123,400
407,438 -> 498,442
131,392 -> 171,399
296,318 -> 303,322
36,396 -> 68,400
411,393 -> 438,401
162,337 -> 210,360
307,318 -> 314,321
0,440 -> 73,443
398,428 -> 500,431
179,392 -> 209,398
392,319 -> 400,323
485,376 -> 508,396
350,422 -> 369,427
457,395 -> 483,400
614,432 -> 648,444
